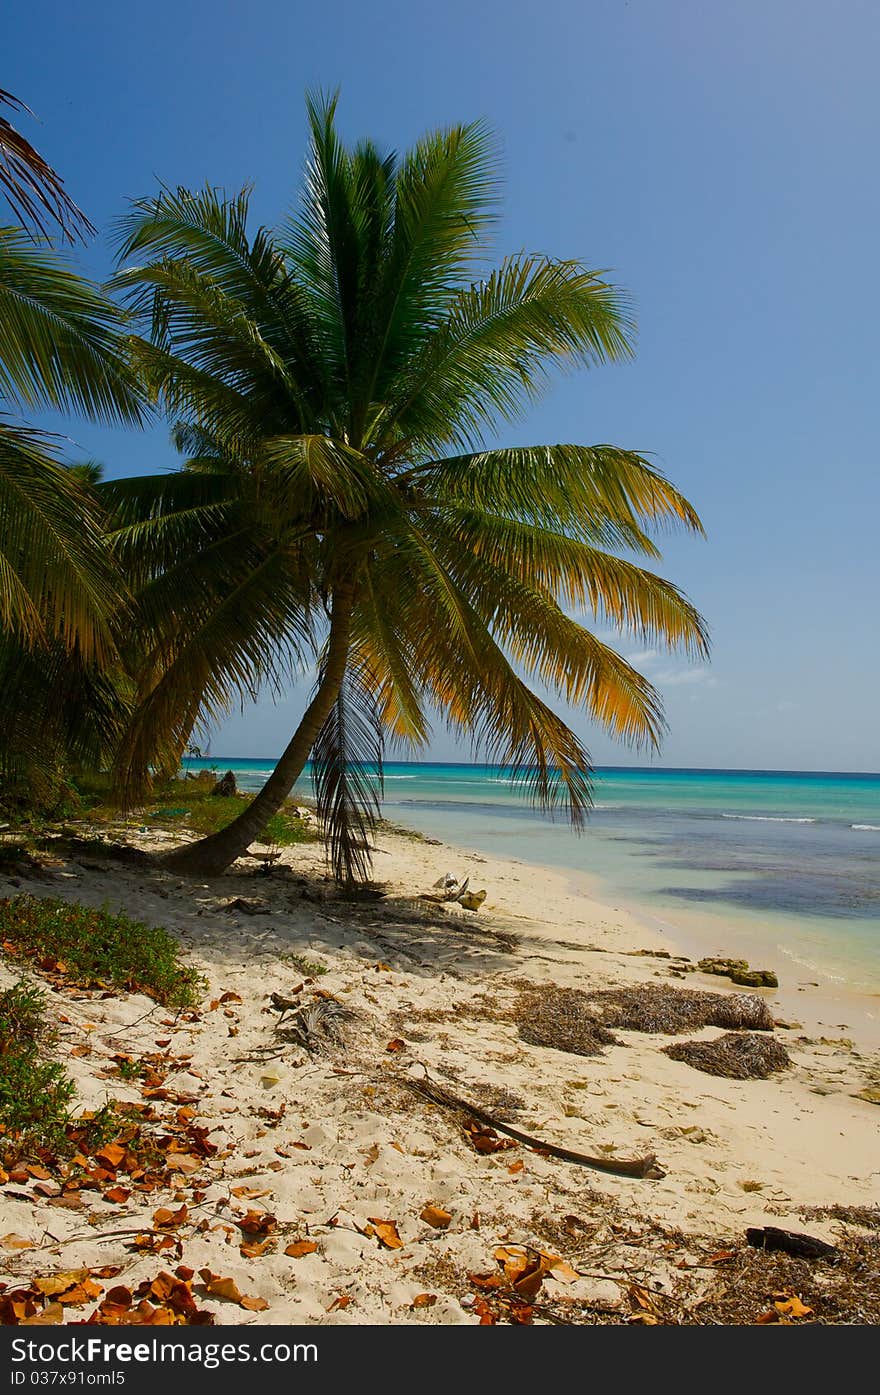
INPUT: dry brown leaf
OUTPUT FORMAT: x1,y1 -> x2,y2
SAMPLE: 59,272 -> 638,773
474,1297 -> 498,1325
197,1268 -> 265,1311
237,1209 -> 277,1236
513,1264 -> 545,1301
20,1302 -> 64,1326
48,1193 -> 85,1211
153,1204 -> 188,1229
327,1294 -> 352,1311
199,1272 -> 243,1302
32,1180 -> 61,1197
544,1256 -> 580,1284
494,1245 -> 529,1281
775,1294 -> 813,1319
33,1270 -> 93,1297
285,1241 -> 319,1258
104,1286 -> 133,1308
368,1217 -> 404,1250
420,1205 -> 452,1230
57,1280 -> 103,1306
240,1239 -> 275,1259
1,1234 -> 34,1251
385,1038 -> 406,1053
95,1143 -> 126,1170
411,1293 -> 438,1308
464,1122 -> 516,1155
168,1154 -> 201,1175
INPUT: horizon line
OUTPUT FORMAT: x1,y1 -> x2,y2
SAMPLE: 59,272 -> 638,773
183,758 -> 880,779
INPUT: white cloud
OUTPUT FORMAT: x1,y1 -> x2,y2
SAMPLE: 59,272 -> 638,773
622,648 -> 660,667
653,667 -> 718,688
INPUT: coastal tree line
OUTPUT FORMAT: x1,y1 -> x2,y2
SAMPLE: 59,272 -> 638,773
0,87 -> 708,880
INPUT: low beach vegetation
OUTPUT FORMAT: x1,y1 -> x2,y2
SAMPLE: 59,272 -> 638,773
0,896 -> 202,1009
0,980 -> 75,1150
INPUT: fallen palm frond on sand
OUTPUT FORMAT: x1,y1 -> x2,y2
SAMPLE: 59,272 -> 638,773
403,1074 -> 664,1179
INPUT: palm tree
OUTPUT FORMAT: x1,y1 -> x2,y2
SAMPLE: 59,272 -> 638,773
109,93 -> 708,878
0,91 -> 143,794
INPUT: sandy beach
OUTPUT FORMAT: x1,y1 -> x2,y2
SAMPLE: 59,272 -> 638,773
1,821 -> 877,1326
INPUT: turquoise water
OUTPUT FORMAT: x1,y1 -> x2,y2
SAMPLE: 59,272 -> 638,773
182,760 -> 880,992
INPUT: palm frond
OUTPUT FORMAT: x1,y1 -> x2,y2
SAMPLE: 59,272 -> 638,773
356,118 -> 501,418
112,536 -> 315,801
0,420 -> 120,658
0,89 -> 95,243
351,575 -> 431,747
382,527 -> 597,822
411,444 -> 704,542
0,228 -> 143,423
432,509 -> 709,658
378,256 -> 635,449
259,434 -> 387,521
311,657 -> 384,883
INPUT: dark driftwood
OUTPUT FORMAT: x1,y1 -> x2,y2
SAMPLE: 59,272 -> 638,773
404,1076 -> 664,1180
746,1226 -> 839,1261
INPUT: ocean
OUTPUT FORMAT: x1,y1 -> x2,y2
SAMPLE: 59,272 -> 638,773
182,760 -> 880,994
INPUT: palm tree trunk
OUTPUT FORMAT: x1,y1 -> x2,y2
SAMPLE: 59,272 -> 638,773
161,586 -> 355,876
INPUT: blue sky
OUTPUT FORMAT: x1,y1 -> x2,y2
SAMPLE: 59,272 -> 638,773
7,0 -> 879,771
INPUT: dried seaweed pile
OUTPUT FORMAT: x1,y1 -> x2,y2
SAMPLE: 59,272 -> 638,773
587,983 -> 775,1034
514,986 -> 620,1057
663,1031 -> 791,1079
410,1210 -> 878,1325
802,1204 -> 880,1232
691,1231 -> 880,1324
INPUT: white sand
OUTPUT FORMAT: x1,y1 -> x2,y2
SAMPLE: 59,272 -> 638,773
1,824 -> 878,1324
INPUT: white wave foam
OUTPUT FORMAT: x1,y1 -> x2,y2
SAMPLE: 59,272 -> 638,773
852,823 -> 880,831
774,943 -> 847,984
721,814 -> 815,823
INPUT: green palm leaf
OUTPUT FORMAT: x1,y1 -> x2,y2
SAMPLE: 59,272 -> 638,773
0,421 -> 118,658
0,228 -> 142,423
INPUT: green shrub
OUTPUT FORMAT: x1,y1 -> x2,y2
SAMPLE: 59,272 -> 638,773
281,953 -> 329,977
183,794 -> 311,846
0,897 -> 202,1009
0,981 -> 74,1148
70,773 -> 314,848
